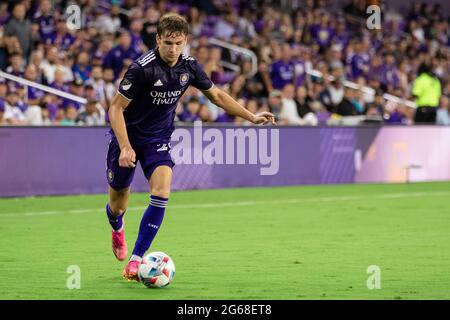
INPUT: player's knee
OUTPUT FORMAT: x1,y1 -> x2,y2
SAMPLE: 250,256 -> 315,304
151,186 -> 170,199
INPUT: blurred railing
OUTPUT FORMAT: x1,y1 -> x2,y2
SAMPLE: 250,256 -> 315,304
208,38 -> 258,76
306,69 -> 416,108
0,70 -> 87,105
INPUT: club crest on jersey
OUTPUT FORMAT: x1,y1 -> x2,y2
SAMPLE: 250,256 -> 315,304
107,169 -> 114,182
121,79 -> 132,91
179,73 -> 189,86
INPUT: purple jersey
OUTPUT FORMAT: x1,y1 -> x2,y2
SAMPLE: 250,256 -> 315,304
178,109 -> 200,122
316,27 -> 335,47
103,45 -> 141,80
115,49 -> 213,145
334,32 -> 350,48
0,13 -> 10,26
293,59 -> 307,87
381,65 -> 400,88
130,32 -> 144,56
33,12 -> 56,43
50,82 -> 69,93
62,98 -> 83,110
27,86 -> 44,101
350,53 -> 370,79
270,60 -> 295,90
5,67 -> 23,78
52,32 -> 76,51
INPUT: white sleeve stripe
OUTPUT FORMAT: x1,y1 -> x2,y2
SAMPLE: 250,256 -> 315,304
139,57 -> 156,66
139,52 -> 155,63
117,91 -> 133,101
138,55 -> 155,65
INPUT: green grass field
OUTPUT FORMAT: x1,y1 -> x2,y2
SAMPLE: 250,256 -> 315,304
1,182 -> 450,300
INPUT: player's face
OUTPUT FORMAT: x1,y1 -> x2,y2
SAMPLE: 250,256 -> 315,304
157,32 -> 187,66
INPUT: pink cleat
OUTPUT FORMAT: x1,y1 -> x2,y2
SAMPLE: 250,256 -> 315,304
122,260 -> 140,282
112,229 -> 128,261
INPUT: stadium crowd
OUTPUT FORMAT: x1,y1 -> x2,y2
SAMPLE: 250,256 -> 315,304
0,0 -> 449,126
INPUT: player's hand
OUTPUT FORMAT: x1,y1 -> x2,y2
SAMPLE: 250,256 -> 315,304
251,112 -> 276,125
119,146 -> 136,168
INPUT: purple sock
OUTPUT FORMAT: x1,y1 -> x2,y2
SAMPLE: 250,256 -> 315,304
132,195 -> 168,257
106,204 -> 124,232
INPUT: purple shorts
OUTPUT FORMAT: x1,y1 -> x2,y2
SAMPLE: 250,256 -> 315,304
106,139 -> 175,191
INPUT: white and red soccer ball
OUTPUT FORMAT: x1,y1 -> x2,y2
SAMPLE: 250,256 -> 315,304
138,251 -> 175,288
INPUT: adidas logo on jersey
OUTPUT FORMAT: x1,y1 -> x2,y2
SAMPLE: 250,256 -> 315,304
154,79 -> 163,86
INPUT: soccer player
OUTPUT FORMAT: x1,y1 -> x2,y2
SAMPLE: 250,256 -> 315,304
106,13 -> 275,281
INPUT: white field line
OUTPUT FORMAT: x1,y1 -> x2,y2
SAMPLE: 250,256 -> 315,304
2,191 -> 450,218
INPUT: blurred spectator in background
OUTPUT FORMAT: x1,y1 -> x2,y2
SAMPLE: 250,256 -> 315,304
436,95 -> 450,125
24,64 -> 44,106
32,0 -> 57,45
88,66 -> 107,108
412,63 -> 442,124
72,51 -> 92,83
348,39 -> 370,80
268,89 -> 284,124
336,87 -> 360,116
179,97 -> 201,123
0,0 -> 448,127
245,61 -> 272,100
53,17 -> 76,52
103,68 -> 117,104
102,31 -> 137,80
76,99 -> 106,126
0,77 -> 7,99
96,4 -> 121,34
281,83 -> 304,125
237,99 -> 259,126
59,105 -> 78,126
295,86 -> 318,126
6,51 -> 24,77
61,78 -> 84,110
4,3 -> 33,60
198,103 -> 213,123
384,103 -> 409,125
0,98 -> 4,124
41,46 -> 61,84
270,43 -> 294,90
142,6 -> 160,50
3,90 -> 27,125
214,10 -> 237,42
327,78 -> 345,109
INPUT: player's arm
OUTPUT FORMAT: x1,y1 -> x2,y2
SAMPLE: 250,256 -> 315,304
190,59 -> 275,125
202,86 -> 276,125
109,93 -> 136,168
109,62 -> 146,168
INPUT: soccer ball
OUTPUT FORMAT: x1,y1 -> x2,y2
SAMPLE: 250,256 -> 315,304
138,252 -> 175,288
